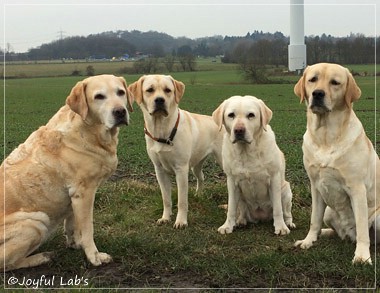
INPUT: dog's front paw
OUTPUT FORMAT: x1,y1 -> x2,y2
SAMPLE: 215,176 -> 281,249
294,237 -> 315,249
352,255 -> 372,265
173,220 -> 188,229
218,224 -> 234,234
274,224 -> 290,235
88,252 -> 113,266
353,246 -> 372,265
285,220 -> 296,229
157,217 -> 171,225
173,213 -> 188,229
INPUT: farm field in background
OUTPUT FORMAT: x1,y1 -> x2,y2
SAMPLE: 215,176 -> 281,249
0,61 -> 378,289
1,58 -> 377,78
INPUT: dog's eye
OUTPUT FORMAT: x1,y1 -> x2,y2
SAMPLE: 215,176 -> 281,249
95,94 -> 106,100
117,89 -> 125,96
164,88 -> 172,94
331,80 -> 340,86
247,113 -> 255,119
146,87 -> 154,93
308,76 -> 318,83
227,112 -> 235,119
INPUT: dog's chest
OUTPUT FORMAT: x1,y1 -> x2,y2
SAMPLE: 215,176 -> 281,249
239,176 -> 271,204
225,149 -> 271,200
224,146 -> 270,179
148,144 -> 177,173
309,146 -> 343,169
310,165 -> 351,210
304,138 -> 353,209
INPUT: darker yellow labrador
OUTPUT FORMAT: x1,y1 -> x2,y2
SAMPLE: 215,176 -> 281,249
0,74 -> 133,271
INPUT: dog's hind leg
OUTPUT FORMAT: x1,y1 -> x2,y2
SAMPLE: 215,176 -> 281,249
0,211 -> 52,272
369,214 -> 380,244
64,208 -> 80,249
192,158 -> 206,194
281,181 -> 296,229
4,252 -> 54,272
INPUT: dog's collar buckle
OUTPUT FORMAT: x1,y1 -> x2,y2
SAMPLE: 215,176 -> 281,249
144,111 -> 180,146
166,139 -> 174,146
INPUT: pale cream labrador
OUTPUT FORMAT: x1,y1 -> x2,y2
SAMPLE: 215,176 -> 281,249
293,63 -> 380,264
0,74 -> 133,271
212,95 -> 295,235
128,75 -> 223,228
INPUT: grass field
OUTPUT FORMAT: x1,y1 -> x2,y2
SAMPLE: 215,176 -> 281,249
1,62 -> 379,290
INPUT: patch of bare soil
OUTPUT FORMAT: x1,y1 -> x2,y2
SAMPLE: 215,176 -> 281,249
3,260 -> 375,290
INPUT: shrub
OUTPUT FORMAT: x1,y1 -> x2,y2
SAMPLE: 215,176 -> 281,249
86,65 -> 95,76
71,69 -> 81,76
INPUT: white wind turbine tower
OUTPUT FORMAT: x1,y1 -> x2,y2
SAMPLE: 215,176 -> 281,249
288,0 -> 306,73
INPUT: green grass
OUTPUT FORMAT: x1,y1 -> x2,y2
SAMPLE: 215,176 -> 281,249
1,63 -> 379,289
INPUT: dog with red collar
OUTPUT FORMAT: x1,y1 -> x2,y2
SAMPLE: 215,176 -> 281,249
128,75 -> 224,228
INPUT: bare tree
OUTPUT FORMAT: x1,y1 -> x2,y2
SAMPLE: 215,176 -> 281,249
163,54 -> 175,72
6,43 -> 13,53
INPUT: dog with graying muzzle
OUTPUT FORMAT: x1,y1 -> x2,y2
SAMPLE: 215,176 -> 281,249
0,75 -> 133,271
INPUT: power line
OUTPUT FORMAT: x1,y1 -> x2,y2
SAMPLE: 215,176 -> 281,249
57,29 -> 66,41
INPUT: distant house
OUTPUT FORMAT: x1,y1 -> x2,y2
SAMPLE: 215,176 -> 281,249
120,53 -> 129,60
88,54 -> 108,60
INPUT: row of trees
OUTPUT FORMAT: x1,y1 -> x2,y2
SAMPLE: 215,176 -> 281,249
131,55 -> 196,74
3,30 -> 378,67
223,33 -> 377,66
306,34 -> 376,64
23,35 -> 136,61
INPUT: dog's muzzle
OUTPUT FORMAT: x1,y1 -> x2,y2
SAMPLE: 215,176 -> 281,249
113,107 -> 129,126
152,97 -> 168,116
232,127 -> 250,144
310,90 -> 330,114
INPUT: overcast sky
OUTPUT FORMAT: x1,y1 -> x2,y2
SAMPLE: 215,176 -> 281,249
1,0 -> 378,53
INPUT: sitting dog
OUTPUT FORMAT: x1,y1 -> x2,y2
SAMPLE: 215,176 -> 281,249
293,63 -> 380,264
212,95 -> 295,235
0,75 -> 133,271
128,75 -> 223,228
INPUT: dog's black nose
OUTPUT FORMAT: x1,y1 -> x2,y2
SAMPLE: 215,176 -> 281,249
113,107 -> 127,119
234,127 -> 246,139
312,90 -> 325,100
155,97 -> 165,105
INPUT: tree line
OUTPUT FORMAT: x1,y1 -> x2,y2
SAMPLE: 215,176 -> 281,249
3,30 -> 378,66
223,32 -> 377,66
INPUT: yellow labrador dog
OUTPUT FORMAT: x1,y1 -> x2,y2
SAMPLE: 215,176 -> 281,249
128,75 -> 223,228
294,63 -> 380,264
212,96 -> 295,235
0,75 -> 133,271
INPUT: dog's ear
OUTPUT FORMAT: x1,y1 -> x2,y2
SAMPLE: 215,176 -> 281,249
170,76 -> 185,104
258,99 -> 272,131
119,76 -> 134,112
212,100 -> 226,131
66,80 -> 88,120
127,76 -> 145,105
294,67 -> 308,103
345,69 -> 361,108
